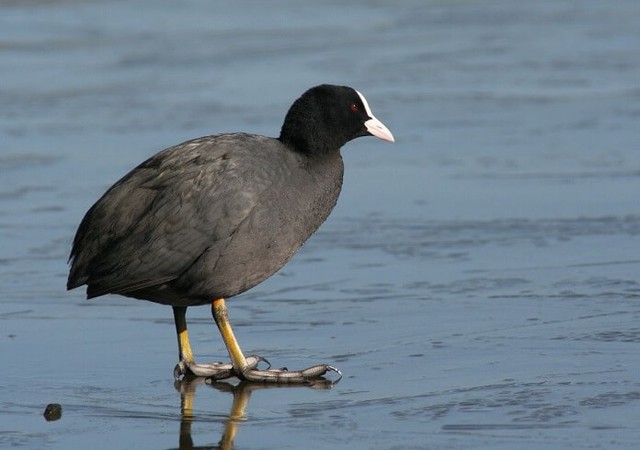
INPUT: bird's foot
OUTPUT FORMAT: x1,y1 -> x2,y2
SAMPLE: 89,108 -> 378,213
174,355 -> 265,380
175,356 -> 342,384
237,364 -> 342,384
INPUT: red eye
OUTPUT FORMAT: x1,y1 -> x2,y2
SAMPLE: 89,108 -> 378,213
350,104 -> 358,112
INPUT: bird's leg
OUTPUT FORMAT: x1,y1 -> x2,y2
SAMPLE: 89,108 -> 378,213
172,306 -> 260,380
211,298 -> 341,384
174,306 -> 195,364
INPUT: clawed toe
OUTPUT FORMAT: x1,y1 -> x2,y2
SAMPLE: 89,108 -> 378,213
174,355 -> 265,380
238,364 -> 342,384
174,360 -> 232,380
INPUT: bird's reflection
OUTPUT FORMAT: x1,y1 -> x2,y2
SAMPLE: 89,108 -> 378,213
172,376 -> 337,450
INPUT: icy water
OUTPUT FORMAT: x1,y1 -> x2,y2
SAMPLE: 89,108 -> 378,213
2,0 -> 640,449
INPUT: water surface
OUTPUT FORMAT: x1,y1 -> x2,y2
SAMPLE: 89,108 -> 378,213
1,0 -> 639,449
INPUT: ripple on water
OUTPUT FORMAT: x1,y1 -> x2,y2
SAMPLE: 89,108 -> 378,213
0,153 -> 63,172
388,379 -> 640,434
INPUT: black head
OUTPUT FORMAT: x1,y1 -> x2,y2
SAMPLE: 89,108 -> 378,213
279,84 -> 394,156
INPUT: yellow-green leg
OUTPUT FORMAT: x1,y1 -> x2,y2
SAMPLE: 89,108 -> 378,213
173,306 -> 195,364
211,299 -> 249,373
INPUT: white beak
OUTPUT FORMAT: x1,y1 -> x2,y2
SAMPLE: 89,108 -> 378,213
357,90 -> 395,143
365,116 -> 395,143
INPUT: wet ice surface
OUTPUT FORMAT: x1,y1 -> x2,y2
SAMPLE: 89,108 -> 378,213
2,0 -> 640,448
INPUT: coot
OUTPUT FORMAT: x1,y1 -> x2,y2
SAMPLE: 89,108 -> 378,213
67,84 -> 394,383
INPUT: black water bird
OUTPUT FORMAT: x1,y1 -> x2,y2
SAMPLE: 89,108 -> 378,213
67,84 -> 394,383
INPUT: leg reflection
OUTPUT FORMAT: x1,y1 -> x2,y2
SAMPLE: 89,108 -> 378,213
173,377 -> 337,449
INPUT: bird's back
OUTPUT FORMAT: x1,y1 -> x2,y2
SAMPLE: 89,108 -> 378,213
67,133 -> 344,305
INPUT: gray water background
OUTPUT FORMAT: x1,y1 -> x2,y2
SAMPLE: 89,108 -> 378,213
1,0 -> 639,448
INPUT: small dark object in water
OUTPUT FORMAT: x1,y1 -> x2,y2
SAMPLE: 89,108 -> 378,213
67,84 -> 394,383
43,403 -> 62,421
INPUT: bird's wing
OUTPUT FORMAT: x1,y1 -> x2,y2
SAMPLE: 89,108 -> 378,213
68,134 -> 270,298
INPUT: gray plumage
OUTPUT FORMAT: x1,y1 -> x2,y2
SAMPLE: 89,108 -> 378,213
68,133 -> 343,306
